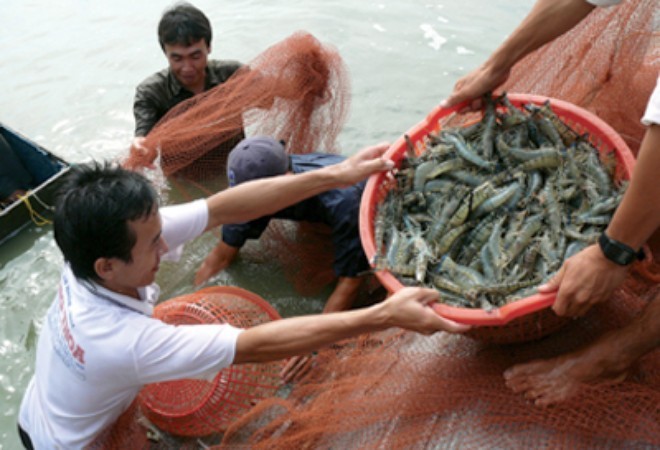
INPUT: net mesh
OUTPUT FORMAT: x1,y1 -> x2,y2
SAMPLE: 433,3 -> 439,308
219,277 -> 660,449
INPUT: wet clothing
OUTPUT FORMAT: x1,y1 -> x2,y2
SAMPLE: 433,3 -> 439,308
222,153 -> 370,278
18,200 -> 243,448
133,59 -> 243,136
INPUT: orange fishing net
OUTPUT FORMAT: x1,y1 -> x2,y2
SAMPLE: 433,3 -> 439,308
105,2 -> 659,447
220,278 -> 660,449
122,31 -> 350,180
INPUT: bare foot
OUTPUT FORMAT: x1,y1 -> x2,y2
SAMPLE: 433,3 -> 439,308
503,334 -> 632,406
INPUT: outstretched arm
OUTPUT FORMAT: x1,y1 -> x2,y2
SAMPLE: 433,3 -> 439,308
546,123 -> 660,317
233,287 -> 470,364
442,0 -> 596,108
204,142 -> 393,231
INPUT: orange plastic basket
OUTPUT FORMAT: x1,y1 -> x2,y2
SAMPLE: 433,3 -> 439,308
137,286 -> 283,437
360,93 -> 635,343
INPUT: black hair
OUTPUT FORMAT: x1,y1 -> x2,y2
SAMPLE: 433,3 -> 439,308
158,2 -> 212,51
53,162 -> 159,282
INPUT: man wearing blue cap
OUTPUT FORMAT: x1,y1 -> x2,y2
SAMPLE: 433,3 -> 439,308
195,136 -> 373,381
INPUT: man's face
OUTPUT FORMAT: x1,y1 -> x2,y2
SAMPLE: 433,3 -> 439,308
163,39 -> 210,93
104,210 -> 168,295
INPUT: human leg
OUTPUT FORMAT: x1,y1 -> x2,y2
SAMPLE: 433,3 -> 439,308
503,291 -> 660,406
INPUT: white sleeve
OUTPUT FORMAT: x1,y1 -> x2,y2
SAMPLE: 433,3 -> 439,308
585,0 -> 621,6
133,318 -> 244,383
159,199 -> 209,261
641,75 -> 660,126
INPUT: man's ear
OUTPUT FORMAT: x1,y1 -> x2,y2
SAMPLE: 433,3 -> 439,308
94,257 -> 115,282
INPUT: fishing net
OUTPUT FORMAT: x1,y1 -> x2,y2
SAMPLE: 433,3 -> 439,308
219,278 -> 660,449
122,30 -> 350,180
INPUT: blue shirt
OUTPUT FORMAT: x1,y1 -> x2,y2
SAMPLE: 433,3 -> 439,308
222,153 -> 369,277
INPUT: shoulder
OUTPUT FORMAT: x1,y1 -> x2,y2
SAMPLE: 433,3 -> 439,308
137,67 -> 169,89
135,67 -> 170,96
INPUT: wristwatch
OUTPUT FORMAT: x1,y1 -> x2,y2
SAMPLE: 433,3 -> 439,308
598,231 -> 644,266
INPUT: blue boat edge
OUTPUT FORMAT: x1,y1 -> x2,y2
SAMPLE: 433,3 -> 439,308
0,124 -> 70,246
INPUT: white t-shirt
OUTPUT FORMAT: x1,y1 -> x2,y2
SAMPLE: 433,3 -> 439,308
19,199 -> 244,449
642,75 -> 660,126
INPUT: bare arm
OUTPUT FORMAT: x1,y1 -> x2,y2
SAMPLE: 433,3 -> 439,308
546,124 -> 660,316
605,124 -> 660,249
233,287 -> 470,364
204,142 -> 393,231
442,0 -> 596,108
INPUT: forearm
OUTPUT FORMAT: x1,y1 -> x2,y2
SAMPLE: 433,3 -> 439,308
233,303 -> 388,364
606,125 -> 660,249
485,0 -> 595,75
210,240 -> 240,266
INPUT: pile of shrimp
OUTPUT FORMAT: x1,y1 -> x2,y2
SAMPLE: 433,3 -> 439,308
374,93 -> 626,309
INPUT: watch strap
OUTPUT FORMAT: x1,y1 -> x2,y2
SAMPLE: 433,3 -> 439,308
598,232 -> 643,266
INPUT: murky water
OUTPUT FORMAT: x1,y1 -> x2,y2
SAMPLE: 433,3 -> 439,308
0,0 -> 533,446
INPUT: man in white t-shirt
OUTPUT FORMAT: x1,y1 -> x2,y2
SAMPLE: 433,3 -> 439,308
17,142 -> 470,449
442,0 -> 659,405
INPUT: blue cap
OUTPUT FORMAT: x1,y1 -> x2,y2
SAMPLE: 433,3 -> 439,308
227,136 -> 288,187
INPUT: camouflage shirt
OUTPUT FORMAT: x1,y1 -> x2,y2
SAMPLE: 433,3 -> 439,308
133,59 -> 243,136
